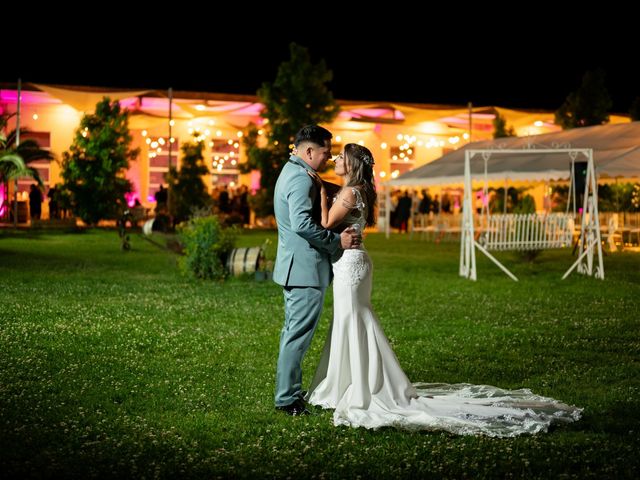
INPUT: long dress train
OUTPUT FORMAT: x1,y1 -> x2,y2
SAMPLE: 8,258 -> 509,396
307,190 -> 582,437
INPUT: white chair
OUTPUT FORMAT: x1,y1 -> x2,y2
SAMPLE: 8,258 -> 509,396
603,214 -> 622,252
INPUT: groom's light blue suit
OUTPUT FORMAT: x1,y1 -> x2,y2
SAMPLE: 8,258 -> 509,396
273,155 -> 342,407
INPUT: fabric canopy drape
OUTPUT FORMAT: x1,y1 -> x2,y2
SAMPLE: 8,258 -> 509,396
390,121 -> 640,186
33,84 -> 152,112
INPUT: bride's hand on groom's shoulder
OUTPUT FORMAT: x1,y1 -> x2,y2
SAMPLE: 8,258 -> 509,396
306,170 -> 325,191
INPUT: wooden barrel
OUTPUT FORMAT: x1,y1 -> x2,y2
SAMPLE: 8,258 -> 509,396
226,247 -> 264,276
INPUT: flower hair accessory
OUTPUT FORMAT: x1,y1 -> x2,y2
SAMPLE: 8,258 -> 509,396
361,153 -> 374,167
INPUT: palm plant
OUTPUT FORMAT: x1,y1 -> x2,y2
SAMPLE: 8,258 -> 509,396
0,154 -> 29,180
1,112 -> 54,223
0,112 -> 54,185
0,148 -> 29,223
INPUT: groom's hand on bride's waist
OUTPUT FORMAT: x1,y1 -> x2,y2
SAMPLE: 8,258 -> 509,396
340,227 -> 362,249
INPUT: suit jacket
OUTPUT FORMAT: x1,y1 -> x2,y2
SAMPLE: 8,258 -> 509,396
273,155 -> 342,287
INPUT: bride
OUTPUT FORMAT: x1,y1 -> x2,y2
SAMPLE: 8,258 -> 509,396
305,143 -> 582,437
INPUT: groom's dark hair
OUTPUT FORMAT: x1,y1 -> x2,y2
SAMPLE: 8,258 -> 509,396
294,125 -> 332,147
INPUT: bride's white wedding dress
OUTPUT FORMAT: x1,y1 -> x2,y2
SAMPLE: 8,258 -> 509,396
307,189 -> 582,437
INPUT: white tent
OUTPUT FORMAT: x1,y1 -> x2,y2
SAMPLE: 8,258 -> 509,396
389,121 -> 640,186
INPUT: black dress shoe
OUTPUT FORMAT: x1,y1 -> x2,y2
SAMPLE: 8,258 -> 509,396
276,398 -> 310,416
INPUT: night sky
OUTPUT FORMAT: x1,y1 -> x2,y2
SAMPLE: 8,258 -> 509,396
3,9 -> 637,114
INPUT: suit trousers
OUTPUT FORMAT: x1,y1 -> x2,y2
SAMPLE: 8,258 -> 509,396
275,286 -> 326,406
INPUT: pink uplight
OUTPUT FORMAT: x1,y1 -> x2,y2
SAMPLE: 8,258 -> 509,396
0,184 -> 6,217
141,97 -> 171,110
341,108 -> 405,121
0,89 -> 62,105
125,192 -> 138,208
204,102 -> 263,115
476,191 -> 489,207
250,170 -> 261,192
118,98 -> 140,109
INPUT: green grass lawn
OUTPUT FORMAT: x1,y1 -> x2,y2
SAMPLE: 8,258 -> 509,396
1,228 -> 639,479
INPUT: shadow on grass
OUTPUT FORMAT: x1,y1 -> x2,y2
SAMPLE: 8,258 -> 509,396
0,230 -> 179,274
0,226 -> 87,239
579,401 -> 640,435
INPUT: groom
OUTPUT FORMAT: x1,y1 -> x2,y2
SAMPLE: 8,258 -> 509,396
273,125 -> 360,415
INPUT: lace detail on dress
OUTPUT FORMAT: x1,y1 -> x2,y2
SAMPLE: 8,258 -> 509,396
349,187 -> 365,212
336,187 -> 366,235
333,250 -> 369,286
335,187 -> 364,208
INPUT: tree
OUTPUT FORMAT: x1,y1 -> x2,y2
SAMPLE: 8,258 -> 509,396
240,43 -> 340,216
61,97 -> 139,226
598,182 -> 640,212
489,186 -> 527,214
630,96 -> 640,121
632,184 -> 640,211
492,111 -> 516,138
165,138 -> 211,224
555,69 -> 612,129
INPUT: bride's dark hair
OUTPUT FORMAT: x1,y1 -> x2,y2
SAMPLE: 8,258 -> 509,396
344,143 -> 377,227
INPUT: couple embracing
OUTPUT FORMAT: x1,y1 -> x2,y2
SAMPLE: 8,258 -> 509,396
272,125 -> 581,436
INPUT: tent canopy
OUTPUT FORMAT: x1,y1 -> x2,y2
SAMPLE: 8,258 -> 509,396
390,121 -> 640,186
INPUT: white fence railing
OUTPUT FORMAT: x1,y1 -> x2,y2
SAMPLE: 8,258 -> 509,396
479,213 -> 574,251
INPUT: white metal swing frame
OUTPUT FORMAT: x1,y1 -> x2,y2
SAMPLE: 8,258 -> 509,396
459,148 -> 604,281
